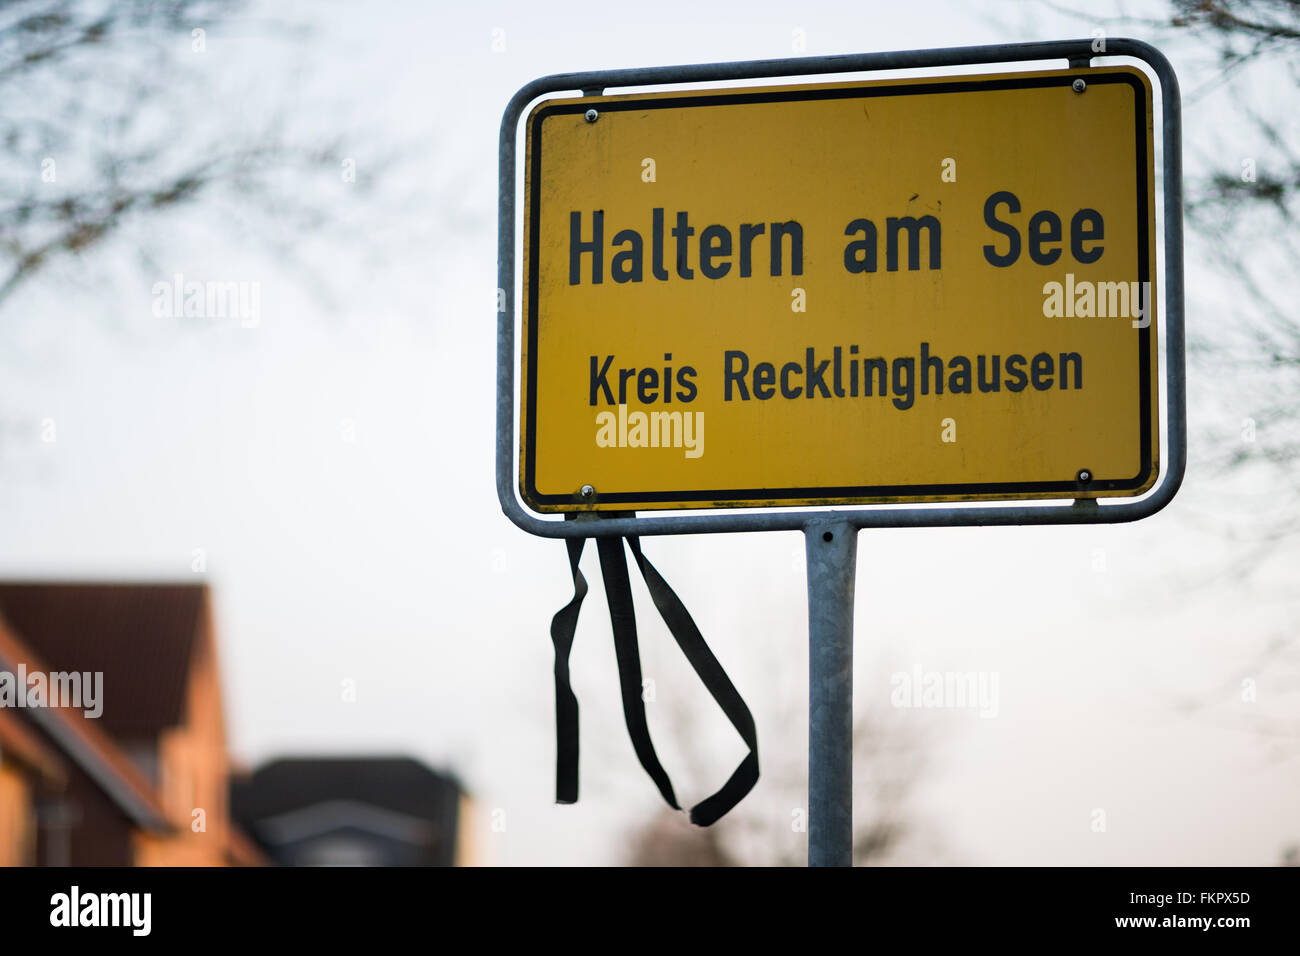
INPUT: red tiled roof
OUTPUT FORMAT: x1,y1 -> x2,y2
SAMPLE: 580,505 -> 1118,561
0,583 -> 203,738
0,581 -> 267,863
0,597 -> 176,830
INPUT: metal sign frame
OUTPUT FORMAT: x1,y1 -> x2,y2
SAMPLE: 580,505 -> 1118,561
498,38 -> 1184,537
497,39 -> 1183,867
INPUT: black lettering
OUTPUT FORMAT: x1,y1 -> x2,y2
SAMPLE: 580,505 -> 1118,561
1030,352 -> 1054,390
1028,211 -> 1062,266
611,229 -> 643,283
863,358 -> 887,396
651,208 -> 669,280
589,354 -> 615,406
886,216 -> 941,271
920,341 -> 943,395
723,351 -> 749,400
570,210 -> 603,284
753,362 -> 776,400
977,355 -> 1001,393
805,348 -> 830,398
1005,354 -> 1028,392
843,219 -> 878,274
739,223 -> 765,277
982,191 -> 1020,267
638,366 -> 659,403
676,365 -> 698,402
699,225 -> 732,279
672,212 -> 695,279
1070,209 -> 1104,264
770,221 -> 803,276
947,356 -> 972,394
1059,352 -> 1082,389
891,358 -> 915,410
780,361 -> 802,399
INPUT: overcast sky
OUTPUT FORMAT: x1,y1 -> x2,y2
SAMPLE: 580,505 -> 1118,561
0,0 -> 1296,865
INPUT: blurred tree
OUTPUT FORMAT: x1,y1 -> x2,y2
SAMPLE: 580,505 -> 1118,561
621,640 -> 932,867
0,0 -> 349,307
626,812 -> 739,866
1037,1 -> 1300,542
1162,1 -> 1300,555
1035,1 -> 1300,852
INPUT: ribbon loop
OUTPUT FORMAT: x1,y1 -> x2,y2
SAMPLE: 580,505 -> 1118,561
549,535 -> 759,825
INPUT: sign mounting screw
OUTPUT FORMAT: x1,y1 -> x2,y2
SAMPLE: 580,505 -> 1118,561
584,109 -> 599,123
1077,469 -> 1092,483
1071,78 -> 1086,94
579,484 -> 595,499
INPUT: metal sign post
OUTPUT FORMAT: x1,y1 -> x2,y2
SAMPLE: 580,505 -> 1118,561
806,520 -> 857,867
498,39 -> 1184,866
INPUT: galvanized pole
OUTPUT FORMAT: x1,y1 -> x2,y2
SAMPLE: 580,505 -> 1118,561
805,520 -> 857,866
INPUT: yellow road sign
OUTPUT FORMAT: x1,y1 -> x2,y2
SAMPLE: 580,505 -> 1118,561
521,66 -> 1158,512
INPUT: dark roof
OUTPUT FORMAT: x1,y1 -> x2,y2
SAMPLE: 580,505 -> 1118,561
0,582 -> 205,738
231,757 -> 461,823
231,757 -> 464,866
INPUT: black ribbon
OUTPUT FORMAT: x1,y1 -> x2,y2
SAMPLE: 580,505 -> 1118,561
548,534 -> 759,825
549,536 -> 587,804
